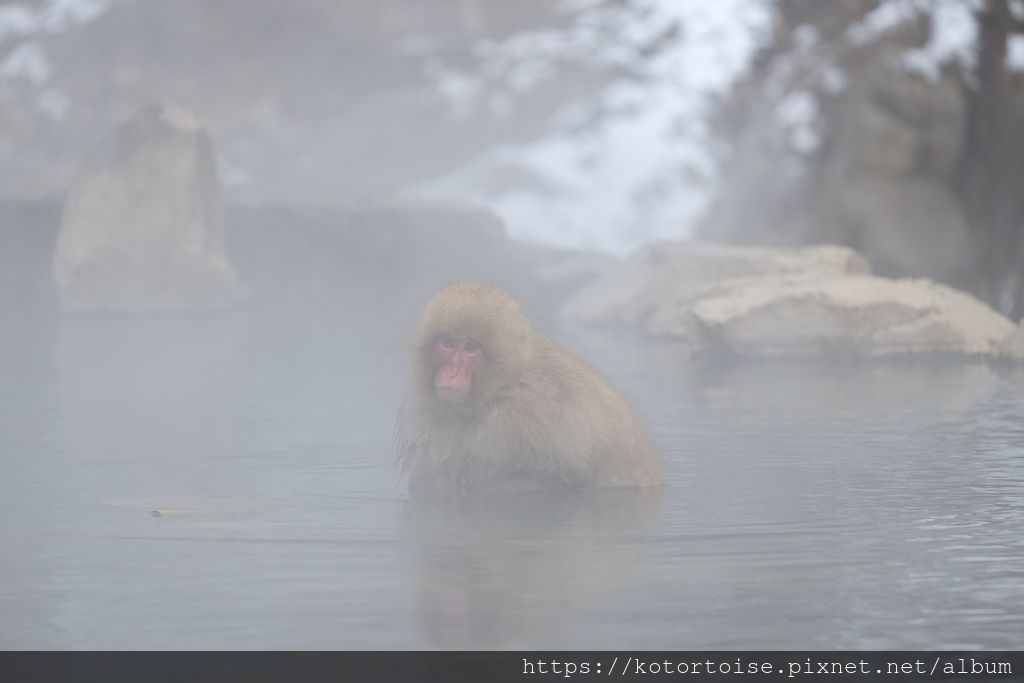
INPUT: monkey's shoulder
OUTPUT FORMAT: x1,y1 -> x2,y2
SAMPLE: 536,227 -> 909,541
526,341 -> 635,407
492,343 -> 646,456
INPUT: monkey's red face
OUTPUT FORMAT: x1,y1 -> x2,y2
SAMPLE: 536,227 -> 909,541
433,334 -> 484,404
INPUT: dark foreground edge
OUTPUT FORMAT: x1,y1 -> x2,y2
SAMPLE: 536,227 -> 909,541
1,651 -> 1021,683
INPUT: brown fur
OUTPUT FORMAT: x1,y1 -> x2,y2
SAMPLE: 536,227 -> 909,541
396,282 -> 664,489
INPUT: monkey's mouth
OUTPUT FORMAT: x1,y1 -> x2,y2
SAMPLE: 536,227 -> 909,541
435,385 -> 470,403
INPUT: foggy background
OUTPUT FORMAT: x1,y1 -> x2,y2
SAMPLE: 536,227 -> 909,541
2,0 -> 1024,651
2,0 -> 1023,312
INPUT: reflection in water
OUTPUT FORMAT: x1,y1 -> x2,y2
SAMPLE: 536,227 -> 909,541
403,488 -> 662,648
1,315 -> 1022,648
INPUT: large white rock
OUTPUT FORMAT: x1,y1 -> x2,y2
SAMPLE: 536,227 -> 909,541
648,275 -> 1017,358
54,104 -> 243,313
561,241 -> 870,325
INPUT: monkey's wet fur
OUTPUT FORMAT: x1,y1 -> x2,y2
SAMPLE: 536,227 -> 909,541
397,283 -> 664,490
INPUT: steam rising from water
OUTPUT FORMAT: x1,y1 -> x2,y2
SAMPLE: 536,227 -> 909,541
416,0 -> 775,254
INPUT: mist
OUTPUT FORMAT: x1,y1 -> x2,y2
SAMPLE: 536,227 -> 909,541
1,0 -> 1023,651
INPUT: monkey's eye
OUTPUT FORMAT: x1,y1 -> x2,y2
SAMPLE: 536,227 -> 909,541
463,339 -> 482,354
437,335 -> 455,350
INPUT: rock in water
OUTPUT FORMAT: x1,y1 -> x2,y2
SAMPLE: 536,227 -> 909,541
54,104 -> 243,313
561,241 -> 871,326
649,275 -> 1016,359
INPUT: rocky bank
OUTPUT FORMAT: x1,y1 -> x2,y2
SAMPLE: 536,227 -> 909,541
2,104 -> 1021,363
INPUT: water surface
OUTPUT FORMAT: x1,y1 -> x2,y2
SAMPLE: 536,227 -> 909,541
1,316 -> 1022,649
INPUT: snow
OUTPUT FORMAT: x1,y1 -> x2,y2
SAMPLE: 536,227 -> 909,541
417,0 -> 776,254
902,0 -> 980,82
775,91 -> 819,154
416,0 -> 989,254
0,0 -> 108,119
38,0 -> 108,32
0,41 -> 51,85
0,5 -> 37,46
1008,35 -> 1024,73
0,0 -> 106,45
847,1 -> 920,47
848,0 -> 981,82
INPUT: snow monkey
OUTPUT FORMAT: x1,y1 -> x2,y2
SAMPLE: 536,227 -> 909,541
396,283 -> 664,489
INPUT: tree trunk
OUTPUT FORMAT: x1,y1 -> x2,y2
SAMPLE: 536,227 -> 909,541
955,0 -> 1024,319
